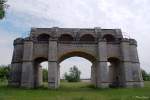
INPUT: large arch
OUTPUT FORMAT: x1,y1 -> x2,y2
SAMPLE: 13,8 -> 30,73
58,51 -> 96,63
58,51 -> 97,86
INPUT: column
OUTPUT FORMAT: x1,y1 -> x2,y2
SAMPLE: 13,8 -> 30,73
120,38 -> 133,87
48,39 -> 59,89
9,38 -> 24,87
38,65 -> 43,86
21,40 -> 34,88
91,62 -> 96,86
96,39 -> 109,88
129,39 -> 144,87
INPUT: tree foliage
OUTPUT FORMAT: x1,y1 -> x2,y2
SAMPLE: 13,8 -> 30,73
64,66 -> 81,82
141,69 -> 150,81
43,68 -> 48,82
0,65 -> 10,80
0,0 -> 7,19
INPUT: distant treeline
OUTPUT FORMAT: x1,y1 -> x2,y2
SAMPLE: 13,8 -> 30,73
0,65 -> 150,81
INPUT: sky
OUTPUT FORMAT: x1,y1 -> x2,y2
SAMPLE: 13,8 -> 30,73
0,0 -> 150,78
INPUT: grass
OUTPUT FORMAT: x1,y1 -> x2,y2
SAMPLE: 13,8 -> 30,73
0,80 -> 150,100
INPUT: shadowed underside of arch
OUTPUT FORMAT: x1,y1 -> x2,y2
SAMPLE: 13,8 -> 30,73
58,51 -> 96,63
37,34 -> 50,41
59,34 -> 74,41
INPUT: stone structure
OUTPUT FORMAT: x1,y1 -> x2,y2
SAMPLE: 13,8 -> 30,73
9,27 -> 144,88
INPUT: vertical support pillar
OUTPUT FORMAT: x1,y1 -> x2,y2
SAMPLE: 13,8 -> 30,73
38,65 -> 43,86
96,39 -> 109,88
91,62 -> 96,86
129,39 -> 144,87
48,39 -> 59,89
9,38 -> 24,87
21,39 -> 34,88
121,38 -> 133,87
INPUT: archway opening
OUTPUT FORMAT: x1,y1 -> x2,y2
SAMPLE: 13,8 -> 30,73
59,34 -> 74,41
58,52 -> 96,88
80,34 -> 95,41
37,34 -> 50,41
103,34 -> 115,42
33,57 -> 48,88
107,57 -> 122,87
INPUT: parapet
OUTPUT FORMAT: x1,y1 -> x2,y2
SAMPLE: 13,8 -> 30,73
13,38 -> 24,45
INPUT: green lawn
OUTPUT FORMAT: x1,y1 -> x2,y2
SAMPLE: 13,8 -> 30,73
0,80 -> 150,100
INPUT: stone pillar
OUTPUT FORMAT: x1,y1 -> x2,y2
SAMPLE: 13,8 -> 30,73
34,64 -> 43,87
120,38 -> 133,87
96,39 -> 109,88
91,62 -> 96,86
48,39 -> 59,89
38,65 -> 43,86
21,39 -> 34,88
9,38 -> 24,87
129,39 -> 144,87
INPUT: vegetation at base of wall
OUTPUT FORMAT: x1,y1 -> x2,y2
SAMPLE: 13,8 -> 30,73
64,65 -> 81,82
141,69 -> 150,81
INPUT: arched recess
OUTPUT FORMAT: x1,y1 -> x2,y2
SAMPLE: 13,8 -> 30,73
103,34 -> 115,42
59,34 -> 74,41
58,51 -> 97,86
37,34 -> 50,41
80,34 -> 95,41
33,57 -> 48,88
107,57 -> 122,87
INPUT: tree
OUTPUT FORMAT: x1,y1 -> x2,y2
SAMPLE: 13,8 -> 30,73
64,65 -> 81,82
0,0 -> 7,19
0,65 -> 10,80
141,69 -> 150,81
42,69 -> 48,82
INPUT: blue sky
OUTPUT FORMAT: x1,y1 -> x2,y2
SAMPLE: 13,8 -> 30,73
0,0 -> 150,78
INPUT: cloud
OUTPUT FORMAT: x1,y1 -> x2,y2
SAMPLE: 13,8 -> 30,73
0,28 -> 18,65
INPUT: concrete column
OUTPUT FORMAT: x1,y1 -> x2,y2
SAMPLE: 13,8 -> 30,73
91,62 -> 96,86
34,64 -> 43,87
9,38 -> 24,87
38,65 -> 43,86
97,39 -> 109,88
21,40 -> 34,88
48,39 -> 59,89
129,39 -> 144,87
121,38 -> 133,87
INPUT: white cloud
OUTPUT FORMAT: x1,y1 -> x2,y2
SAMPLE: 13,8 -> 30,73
0,28 -> 18,65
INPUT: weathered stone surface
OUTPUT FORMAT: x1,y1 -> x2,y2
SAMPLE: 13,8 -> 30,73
9,27 -> 144,88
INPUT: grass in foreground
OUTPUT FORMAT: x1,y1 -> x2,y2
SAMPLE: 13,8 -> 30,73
0,80 -> 150,100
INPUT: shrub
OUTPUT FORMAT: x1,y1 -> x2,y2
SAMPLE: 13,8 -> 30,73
64,66 -> 81,82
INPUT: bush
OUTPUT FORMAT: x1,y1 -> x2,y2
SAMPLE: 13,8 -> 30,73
141,69 -> 150,81
43,69 -> 48,82
0,65 -> 10,80
64,66 -> 81,82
